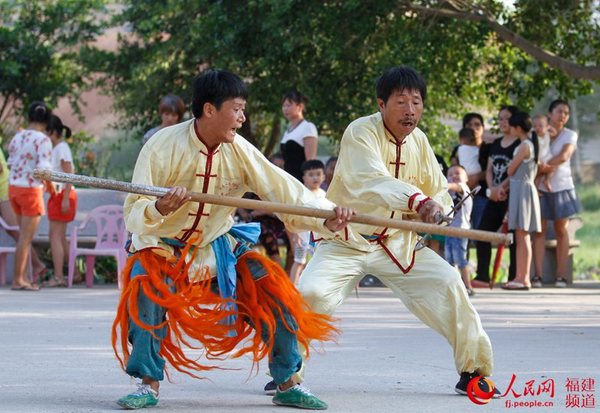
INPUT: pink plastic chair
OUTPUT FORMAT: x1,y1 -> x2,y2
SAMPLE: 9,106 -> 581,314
0,216 -> 33,286
67,204 -> 126,288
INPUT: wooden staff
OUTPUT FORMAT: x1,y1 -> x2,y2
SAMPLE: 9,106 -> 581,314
33,169 -> 512,245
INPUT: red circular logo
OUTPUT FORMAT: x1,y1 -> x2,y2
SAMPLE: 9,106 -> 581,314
467,376 -> 496,405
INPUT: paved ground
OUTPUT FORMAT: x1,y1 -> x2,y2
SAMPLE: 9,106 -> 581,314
1,283 -> 599,413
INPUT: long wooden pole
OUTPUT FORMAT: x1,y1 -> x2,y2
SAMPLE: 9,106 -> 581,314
33,169 -> 512,245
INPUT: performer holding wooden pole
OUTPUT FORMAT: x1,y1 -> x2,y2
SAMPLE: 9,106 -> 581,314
89,70 -> 357,411
268,67 -> 502,400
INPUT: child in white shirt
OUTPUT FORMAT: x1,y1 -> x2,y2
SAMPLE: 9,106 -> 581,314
289,160 -> 326,284
456,128 -> 482,177
533,114 -> 555,192
444,165 -> 475,296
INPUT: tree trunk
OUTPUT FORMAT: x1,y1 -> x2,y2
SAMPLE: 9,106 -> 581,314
239,112 -> 258,148
404,2 -> 600,81
262,115 -> 281,158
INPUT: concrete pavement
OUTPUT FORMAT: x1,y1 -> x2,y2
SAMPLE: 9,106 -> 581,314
1,283 -> 599,413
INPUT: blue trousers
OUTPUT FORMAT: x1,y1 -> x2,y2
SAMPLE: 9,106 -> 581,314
125,258 -> 302,384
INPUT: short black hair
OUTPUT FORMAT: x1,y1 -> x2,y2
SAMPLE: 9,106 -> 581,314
462,113 -> 484,128
301,159 -> 325,175
191,69 -> 248,118
548,99 -> 570,113
447,164 -> 467,176
500,105 -> 520,116
458,127 -> 476,144
282,90 -> 308,106
376,66 -> 427,103
269,153 -> 284,162
325,156 -> 338,167
47,115 -> 72,139
27,101 -> 52,124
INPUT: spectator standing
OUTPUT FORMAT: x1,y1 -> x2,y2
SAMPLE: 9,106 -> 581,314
0,136 -> 47,279
141,94 -> 186,145
280,90 -> 318,181
7,102 -> 53,291
503,112 -> 541,290
461,113 -> 489,230
0,137 -> 19,230
445,165 -> 475,296
532,99 -> 581,288
289,160 -> 326,284
474,105 -> 520,286
321,156 -> 337,190
44,115 -> 77,288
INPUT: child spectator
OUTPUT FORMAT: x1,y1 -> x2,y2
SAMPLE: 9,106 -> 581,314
532,114 -> 555,192
142,94 -> 186,145
289,159 -> 326,284
44,115 -> 77,287
444,165 -> 475,296
236,154 -> 292,271
502,112 -> 541,290
456,128 -> 482,178
321,156 -> 337,190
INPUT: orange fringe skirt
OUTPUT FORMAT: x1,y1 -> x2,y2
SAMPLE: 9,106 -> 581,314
111,246 -> 338,380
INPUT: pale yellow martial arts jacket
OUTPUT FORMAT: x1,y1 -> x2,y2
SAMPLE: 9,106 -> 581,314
124,119 -> 336,277
323,112 -> 453,273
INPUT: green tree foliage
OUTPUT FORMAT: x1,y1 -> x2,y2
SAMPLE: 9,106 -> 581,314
101,1 -> 600,155
0,0 -> 107,135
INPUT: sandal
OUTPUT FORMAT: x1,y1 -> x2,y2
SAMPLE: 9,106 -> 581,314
42,276 -> 67,288
501,281 -> 530,291
11,283 -> 40,291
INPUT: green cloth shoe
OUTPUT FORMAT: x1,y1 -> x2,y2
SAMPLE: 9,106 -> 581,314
117,384 -> 159,409
272,384 -> 328,410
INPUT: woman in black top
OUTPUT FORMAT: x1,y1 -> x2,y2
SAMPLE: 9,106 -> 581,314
474,105 -> 521,285
279,90 -> 319,181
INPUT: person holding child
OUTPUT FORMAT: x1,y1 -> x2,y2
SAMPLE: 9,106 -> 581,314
456,113 -> 489,230
532,99 -> 581,288
289,159 -> 326,284
444,164 -> 475,296
502,112 -> 541,291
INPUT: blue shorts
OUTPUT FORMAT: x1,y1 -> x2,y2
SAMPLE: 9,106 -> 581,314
444,237 -> 468,269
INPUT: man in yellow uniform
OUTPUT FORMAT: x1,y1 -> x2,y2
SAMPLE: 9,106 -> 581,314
296,66 -> 498,397
113,69 -> 352,410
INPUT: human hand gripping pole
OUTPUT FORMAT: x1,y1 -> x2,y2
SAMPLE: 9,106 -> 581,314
32,170 -> 512,245
414,186 -> 481,250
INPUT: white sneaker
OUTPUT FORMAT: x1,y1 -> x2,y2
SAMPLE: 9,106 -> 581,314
555,278 -> 568,288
